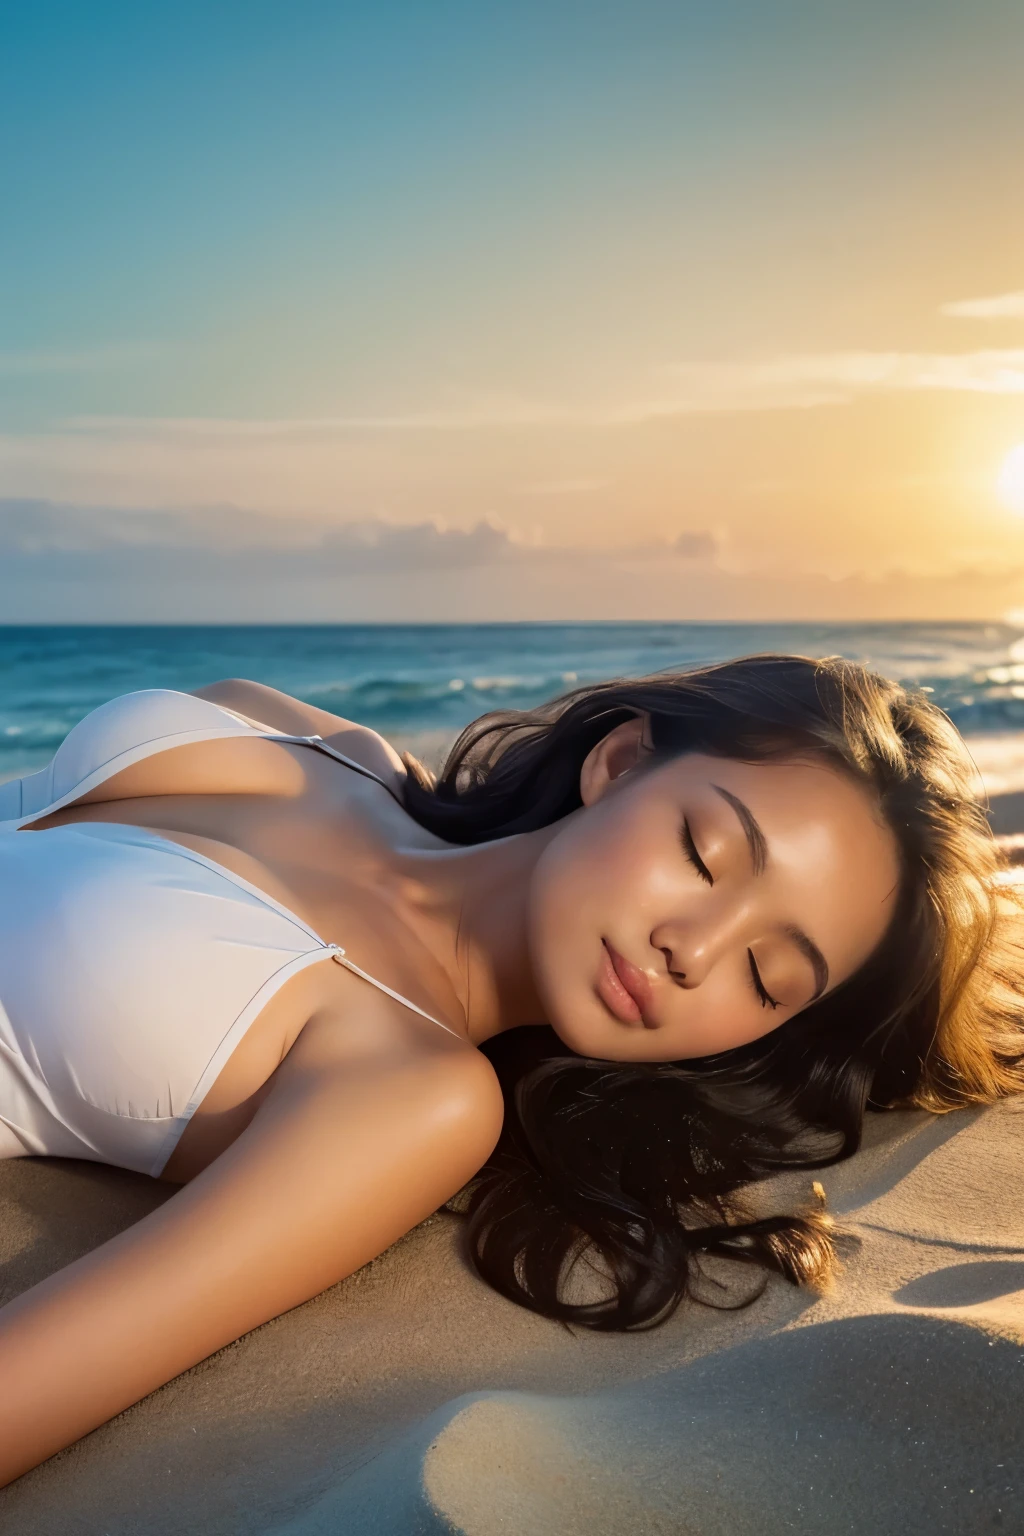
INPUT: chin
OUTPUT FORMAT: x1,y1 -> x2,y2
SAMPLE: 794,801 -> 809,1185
544,997 -> 621,1060
541,994 -> 593,1055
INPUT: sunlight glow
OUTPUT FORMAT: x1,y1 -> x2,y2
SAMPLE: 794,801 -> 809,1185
997,443 -> 1024,515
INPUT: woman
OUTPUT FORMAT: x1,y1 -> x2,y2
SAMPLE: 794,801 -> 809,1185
0,653 -> 1021,1485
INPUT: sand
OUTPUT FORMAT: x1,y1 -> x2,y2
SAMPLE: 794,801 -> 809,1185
2,761 -> 1023,1533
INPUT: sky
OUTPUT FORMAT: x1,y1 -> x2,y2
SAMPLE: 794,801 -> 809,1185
2,0 -> 1024,621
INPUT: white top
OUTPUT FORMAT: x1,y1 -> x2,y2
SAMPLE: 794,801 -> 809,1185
0,689 -> 458,1177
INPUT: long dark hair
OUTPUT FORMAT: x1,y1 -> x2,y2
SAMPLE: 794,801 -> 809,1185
401,654 -> 1024,1330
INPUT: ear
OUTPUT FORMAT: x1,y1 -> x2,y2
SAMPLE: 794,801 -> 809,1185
579,715 -> 648,807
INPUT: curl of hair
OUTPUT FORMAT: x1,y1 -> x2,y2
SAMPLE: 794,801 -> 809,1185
401,654 -> 1024,1329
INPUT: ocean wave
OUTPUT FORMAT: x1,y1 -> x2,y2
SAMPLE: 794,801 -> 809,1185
303,671 -> 584,721
6,675 -> 1024,778
7,625 -> 1024,782
0,715 -> 82,751
301,669 -> 1024,735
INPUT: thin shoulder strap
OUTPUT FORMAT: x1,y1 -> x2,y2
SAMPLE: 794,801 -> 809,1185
276,736 -> 460,1034
286,734 -> 406,805
328,946 -> 463,1039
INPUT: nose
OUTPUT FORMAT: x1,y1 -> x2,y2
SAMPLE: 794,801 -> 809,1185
649,916 -> 727,988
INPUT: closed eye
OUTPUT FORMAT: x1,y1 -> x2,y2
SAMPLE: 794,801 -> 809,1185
747,949 -> 780,1010
681,819 -> 713,885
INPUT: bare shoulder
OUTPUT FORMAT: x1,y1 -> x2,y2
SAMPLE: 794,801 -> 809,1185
281,994 -> 506,1157
192,678 -> 409,794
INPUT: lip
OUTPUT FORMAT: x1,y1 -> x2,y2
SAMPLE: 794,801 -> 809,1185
597,939 -> 654,1028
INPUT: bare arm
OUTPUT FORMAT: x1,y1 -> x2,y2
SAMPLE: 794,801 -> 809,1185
0,1026 -> 502,1486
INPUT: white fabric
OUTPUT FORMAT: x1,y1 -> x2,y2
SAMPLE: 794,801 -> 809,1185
0,689 -> 457,1177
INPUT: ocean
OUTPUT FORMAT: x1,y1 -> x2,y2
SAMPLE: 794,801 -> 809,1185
3,621 -> 1024,785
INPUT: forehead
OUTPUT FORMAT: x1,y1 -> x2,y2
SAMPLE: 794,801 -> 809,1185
660,750 -> 873,815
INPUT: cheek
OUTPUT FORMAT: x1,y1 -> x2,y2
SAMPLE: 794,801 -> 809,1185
663,970 -> 781,1059
525,812 -> 647,1027
526,822 -> 603,986
532,807 -> 630,918
528,805 -> 671,963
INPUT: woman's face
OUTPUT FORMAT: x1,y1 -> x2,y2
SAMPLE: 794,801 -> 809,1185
527,719 -> 901,1061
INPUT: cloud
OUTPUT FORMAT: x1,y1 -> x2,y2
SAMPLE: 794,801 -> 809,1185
0,498 -> 720,573
49,348 -> 1024,446
3,504 -> 1023,625
652,350 -> 1024,412
64,401 -> 573,435
0,499 -> 515,568
3,343 -> 1023,515
941,292 -> 1024,321
671,530 -> 719,560
2,532 -> 1022,626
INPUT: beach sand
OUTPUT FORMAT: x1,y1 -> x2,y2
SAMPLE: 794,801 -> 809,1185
2,748 -> 1023,1533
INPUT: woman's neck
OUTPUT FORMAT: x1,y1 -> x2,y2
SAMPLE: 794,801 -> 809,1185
384,820 -> 565,1045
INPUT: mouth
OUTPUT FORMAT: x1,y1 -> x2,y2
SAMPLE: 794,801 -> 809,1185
597,939 -> 654,1028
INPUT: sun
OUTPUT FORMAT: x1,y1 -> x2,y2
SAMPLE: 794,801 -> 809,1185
998,442 -> 1024,514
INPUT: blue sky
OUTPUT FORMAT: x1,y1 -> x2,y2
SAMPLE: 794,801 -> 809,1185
2,1 -> 1024,618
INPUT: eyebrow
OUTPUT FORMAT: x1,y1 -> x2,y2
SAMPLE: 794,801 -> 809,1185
783,923 -> 830,1001
710,784 -> 830,1001
711,785 -> 768,876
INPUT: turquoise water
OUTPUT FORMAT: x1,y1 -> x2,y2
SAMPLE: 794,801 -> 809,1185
3,621 -> 1024,781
